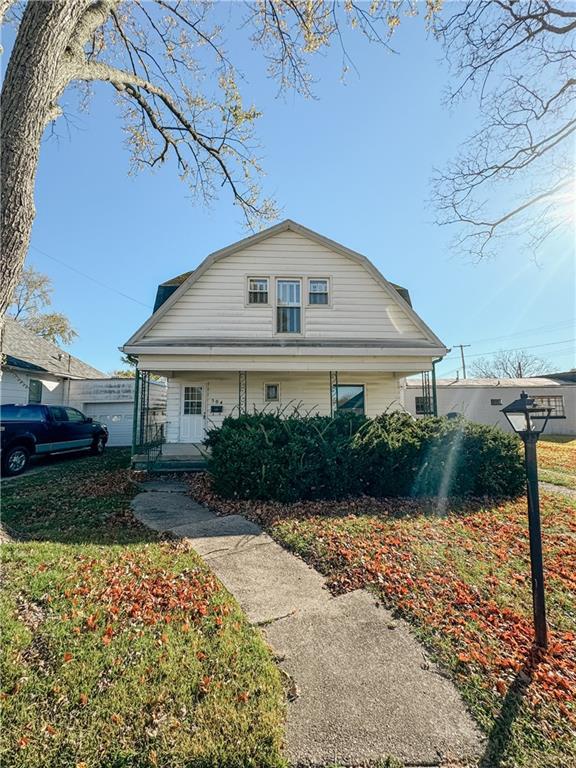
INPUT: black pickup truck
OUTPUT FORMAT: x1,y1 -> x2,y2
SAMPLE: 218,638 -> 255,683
0,404 -> 108,476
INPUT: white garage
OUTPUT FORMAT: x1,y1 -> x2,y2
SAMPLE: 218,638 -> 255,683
83,402 -> 134,446
68,378 -> 167,447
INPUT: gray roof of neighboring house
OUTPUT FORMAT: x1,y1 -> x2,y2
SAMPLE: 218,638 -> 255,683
406,377 -> 568,388
537,370 -> 576,383
2,319 -> 106,380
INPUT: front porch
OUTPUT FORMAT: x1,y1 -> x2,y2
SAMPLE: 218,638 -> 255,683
132,441 -> 208,472
131,367 -> 438,471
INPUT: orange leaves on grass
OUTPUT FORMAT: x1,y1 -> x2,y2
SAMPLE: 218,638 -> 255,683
63,652 -> 73,663
59,550 -> 223,644
230,488 -> 576,730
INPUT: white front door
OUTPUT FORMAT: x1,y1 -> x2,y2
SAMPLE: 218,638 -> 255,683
180,384 -> 205,442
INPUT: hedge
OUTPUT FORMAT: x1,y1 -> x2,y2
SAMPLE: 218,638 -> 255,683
205,411 -> 525,503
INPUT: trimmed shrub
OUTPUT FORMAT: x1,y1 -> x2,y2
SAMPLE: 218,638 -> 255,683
205,411 -> 366,503
205,411 -> 524,502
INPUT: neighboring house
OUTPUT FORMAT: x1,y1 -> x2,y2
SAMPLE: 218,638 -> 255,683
1,319 -> 166,447
122,219 -> 448,463
404,377 -> 576,436
1,318 -> 106,405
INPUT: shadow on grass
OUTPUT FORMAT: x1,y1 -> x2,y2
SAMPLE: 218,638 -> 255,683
1,447 -> 159,546
479,646 -> 543,768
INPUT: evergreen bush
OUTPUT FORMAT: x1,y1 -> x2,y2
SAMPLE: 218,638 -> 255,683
205,410 -> 524,502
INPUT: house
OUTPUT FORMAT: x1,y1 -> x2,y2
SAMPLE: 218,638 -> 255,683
1,319 -> 166,446
1,318 -> 107,405
122,220 -> 448,467
404,377 -> 575,436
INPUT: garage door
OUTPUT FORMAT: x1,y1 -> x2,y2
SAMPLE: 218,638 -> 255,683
83,402 -> 133,447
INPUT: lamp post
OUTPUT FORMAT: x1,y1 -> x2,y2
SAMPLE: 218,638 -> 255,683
501,392 -> 552,649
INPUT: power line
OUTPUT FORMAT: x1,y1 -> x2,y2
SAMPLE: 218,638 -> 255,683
466,319 -> 575,346
441,337 -> 575,366
465,338 -> 575,360
30,245 -> 153,309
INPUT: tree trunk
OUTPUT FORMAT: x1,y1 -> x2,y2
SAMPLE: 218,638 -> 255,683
0,0 -> 90,319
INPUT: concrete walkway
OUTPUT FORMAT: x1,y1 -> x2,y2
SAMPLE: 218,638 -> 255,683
132,480 -> 483,767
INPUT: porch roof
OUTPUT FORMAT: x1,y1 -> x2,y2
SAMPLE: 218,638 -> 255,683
123,337 -> 446,355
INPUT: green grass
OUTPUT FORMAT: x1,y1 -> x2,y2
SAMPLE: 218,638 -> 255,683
1,450 -> 285,768
537,437 -> 576,491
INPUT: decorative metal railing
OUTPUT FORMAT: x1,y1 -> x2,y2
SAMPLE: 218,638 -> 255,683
144,422 -> 165,470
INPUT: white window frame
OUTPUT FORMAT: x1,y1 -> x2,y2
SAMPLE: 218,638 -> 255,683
275,278 -> 302,335
264,383 -> 280,402
308,277 -> 330,306
247,277 -> 270,306
182,385 -> 204,416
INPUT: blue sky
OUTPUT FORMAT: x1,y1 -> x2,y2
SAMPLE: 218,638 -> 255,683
6,8 -> 575,375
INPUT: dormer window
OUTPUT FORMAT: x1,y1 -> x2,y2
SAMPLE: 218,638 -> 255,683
309,278 -> 329,305
248,278 -> 269,304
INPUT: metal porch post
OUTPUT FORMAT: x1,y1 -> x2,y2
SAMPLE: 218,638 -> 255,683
131,368 -> 140,458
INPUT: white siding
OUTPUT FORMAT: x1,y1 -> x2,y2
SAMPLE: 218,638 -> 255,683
84,402 -> 134,446
165,371 -> 402,443
0,369 -> 64,405
145,231 -> 426,341
404,383 -> 576,436
68,378 -> 166,410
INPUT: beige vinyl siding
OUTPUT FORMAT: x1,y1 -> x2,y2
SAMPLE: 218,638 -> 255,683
138,354 -> 435,373
144,231 -> 425,341
165,371 -> 402,442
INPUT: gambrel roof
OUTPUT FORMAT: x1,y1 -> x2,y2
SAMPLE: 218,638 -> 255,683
124,219 -> 446,351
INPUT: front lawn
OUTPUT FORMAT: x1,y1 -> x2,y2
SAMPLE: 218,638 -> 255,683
191,475 -> 576,768
1,450 -> 285,768
538,437 -> 576,490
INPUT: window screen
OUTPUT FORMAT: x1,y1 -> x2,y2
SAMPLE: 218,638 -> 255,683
248,278 -> 268,304
309,279 -> 329,305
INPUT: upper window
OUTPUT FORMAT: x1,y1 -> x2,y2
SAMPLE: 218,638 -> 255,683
277,280 -> 301,333
248,278 -> 268,304
28,379 -> 42,404
533,395 -> 565,418
490,398 -> 502,406
309,279 -> 329,305
335,385 -> 365,415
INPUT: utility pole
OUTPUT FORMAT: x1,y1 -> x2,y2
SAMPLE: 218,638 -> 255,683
455,344 -> 471,379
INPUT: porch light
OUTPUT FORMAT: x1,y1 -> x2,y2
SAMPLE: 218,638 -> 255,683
501,391 -> 552,649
